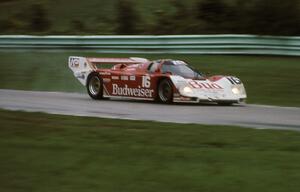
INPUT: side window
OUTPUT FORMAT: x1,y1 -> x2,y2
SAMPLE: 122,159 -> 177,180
148,62 -> 159,73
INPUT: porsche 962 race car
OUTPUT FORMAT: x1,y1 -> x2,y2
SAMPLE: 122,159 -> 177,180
68,56 -> 246,104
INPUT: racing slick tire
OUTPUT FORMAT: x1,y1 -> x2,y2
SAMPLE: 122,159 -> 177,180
87,72 -> 103,100
158,78 -> 173,104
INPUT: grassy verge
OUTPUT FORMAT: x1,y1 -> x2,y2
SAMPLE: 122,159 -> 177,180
1,109 -> 300,192
0,52 -> 299,106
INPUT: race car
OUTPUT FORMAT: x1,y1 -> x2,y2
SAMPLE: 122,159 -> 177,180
68,56 -> 246,104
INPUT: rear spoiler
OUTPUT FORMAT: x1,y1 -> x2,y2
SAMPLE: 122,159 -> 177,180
87,57 -> 149,64
68,56 -> 149,86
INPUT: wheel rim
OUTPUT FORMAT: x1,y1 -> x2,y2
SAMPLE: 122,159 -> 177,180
159,81 -> 172,102
89,76 -> 101,95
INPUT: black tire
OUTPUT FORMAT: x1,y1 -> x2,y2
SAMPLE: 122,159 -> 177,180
157,78 -> 173,103
86,73 -> 103,100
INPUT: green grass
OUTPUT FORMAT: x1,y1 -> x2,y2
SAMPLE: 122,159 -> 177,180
0,52 -> 300,106
1,109 -> 300,192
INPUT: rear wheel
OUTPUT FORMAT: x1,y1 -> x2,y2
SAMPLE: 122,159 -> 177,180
87,73 -> 103,100
158,79 -> 173,103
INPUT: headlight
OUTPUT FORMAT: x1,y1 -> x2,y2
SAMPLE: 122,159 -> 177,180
232,87 -> 240,94
183,86 -> 193,94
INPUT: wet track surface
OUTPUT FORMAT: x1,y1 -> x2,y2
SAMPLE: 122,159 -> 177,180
0,89 -> 300,131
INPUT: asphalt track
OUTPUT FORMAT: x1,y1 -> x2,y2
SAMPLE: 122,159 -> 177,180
0,89 -> 300,131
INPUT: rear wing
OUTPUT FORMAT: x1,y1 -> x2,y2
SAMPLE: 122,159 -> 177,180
87,57 -> 149,64
68,56 -> 149,85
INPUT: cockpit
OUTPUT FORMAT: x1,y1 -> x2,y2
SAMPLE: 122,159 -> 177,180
148,60 -> 203,79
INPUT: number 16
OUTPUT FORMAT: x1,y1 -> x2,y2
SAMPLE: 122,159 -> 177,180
142,76 -> 151,88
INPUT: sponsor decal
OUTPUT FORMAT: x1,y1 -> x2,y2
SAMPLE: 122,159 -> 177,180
189,81 -> 223,89
111,76 -> 119,80
74,72 -> 86,79
121,76 -> 128,81
69,57 -> 80,68
99,72 -> 111,75
227,76 -> 241,84
74,72 -> 85,79
103,78 -> 111,83
130,76 -> 136,81
75,74 -> 85,79
112,84 -> 154,98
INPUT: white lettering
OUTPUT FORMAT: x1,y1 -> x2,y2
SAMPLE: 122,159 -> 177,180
130,76 -> 136,81
112,84 -> 118,94
121,76 -> 128,81
142,76 -> 151,88
112,84 -> 154,98
189,81 -> 223,89
100,72 -> 111,75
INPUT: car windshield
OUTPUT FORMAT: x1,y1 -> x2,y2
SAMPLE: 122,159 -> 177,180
161,62 -> 203,79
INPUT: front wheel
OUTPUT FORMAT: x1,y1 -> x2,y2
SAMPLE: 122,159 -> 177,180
87,73 -> 103,100
157,79 -> 173,103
